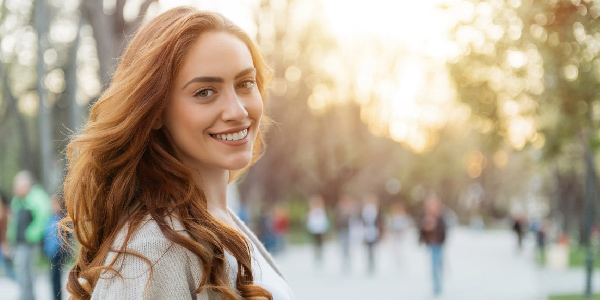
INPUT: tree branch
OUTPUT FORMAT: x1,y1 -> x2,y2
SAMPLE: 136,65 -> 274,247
124,0 -> 157,37
82,0 -> 120,87
115,0 -> 127,34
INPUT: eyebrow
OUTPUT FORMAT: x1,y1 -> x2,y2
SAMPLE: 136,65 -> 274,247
182,67 -> 256,90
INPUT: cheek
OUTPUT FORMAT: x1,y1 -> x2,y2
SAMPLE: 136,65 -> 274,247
249,94 -> 264,121
163,102 -> 197,146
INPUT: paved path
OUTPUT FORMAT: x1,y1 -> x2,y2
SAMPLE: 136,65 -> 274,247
1,227 -> 599,300
275,228 -> 600,300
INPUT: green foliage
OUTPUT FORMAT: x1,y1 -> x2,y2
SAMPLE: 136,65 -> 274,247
447,0 -> 600,231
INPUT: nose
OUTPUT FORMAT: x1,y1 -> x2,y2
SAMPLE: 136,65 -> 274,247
222,89 -> 248,121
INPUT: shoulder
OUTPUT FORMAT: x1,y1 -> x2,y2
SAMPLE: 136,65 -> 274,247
110,216 -> 192,267
92,216 -> 205,300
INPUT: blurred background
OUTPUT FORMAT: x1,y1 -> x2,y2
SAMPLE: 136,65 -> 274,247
1,0 -> 600,299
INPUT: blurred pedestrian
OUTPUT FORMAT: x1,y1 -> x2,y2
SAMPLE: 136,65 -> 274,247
272,205 -> 290,254
419,193 -> 446,296
533,218 -> 548,265
7,171 -> 52,300
257,204 -> 277,252
0,190 -> 15,280
44,194 -> 70,300
336,195 -> 356,270
512,214 -> 526,251
361,194 -> 383,275
389,202 -> 412,267
306,194 -> 329,265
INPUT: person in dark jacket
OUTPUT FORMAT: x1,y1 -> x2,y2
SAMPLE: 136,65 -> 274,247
512,215 -> 526,251
419,193 -> 447,296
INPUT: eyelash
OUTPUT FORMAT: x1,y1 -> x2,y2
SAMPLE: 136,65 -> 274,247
193,88 -> 215,98
238,79 -> 257,90
192,80 -> 257,98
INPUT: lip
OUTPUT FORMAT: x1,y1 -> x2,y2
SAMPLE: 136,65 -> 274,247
209,125 -> 251,146
209,125 -> 250,135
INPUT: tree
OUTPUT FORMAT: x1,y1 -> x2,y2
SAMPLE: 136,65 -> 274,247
448,0 -> 600,295
79,0 -> 156,88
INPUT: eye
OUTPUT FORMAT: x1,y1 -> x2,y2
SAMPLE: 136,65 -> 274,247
194,88 -> 215,98
238,80 -> 257,90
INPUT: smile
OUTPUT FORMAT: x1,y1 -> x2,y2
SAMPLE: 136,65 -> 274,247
210,129 -> 248,141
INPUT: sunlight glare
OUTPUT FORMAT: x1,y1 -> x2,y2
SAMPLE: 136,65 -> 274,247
157,0 -> 258,35
319,0 -> 463,152
322,0 -> 453,58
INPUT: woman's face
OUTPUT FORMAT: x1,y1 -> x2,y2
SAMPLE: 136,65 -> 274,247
162,31 -> 263,173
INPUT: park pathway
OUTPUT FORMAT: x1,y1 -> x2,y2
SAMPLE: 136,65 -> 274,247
275,227 -> 599,300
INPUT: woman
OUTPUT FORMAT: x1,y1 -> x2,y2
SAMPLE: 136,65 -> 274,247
62,7 -> 293,300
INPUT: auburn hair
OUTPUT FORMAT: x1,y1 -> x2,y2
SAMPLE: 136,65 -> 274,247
62,7 -> 272,300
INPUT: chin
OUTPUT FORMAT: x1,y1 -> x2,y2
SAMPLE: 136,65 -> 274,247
224,155 -> 253,171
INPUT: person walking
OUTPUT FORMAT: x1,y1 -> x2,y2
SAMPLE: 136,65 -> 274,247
512,214 -> 527,251
271,205 -> 290,254
361,194 -> 383,275
306,195 -> 329,265
7,171 -> 51,300
335,195 -> 356,270
419,193 -> 447,296
389,202 -> 412,267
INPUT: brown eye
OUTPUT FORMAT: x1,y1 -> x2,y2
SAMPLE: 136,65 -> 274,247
194,88 -> 215,98
238,80 -> 256,89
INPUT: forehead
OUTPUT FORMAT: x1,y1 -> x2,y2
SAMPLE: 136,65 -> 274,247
176,31 -> 254,80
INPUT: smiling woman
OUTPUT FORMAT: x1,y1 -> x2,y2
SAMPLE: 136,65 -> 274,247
62,6 -> 293,300
161,32 -> 263,176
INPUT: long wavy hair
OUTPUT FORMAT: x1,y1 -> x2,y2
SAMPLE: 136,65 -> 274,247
62,7 -> 272,300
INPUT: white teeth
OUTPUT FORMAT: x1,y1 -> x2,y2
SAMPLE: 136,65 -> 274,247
213,129 -> 248,141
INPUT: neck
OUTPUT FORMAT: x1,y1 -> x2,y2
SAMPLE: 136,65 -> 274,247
191,167 -> 234,226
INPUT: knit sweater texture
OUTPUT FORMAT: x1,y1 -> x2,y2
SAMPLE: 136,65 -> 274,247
90,211 -> 288,300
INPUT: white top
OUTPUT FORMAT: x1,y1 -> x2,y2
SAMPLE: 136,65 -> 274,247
90,212 -> 294,300
229,220 -> 295,300
306,208 -> 329,234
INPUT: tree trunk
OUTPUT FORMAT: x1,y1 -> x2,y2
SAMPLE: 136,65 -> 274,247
0,63 -> 33,172
67,18 -> 84,133
81,0 -> 157,90
34,0 -> 54,192
582,131 -> 598,297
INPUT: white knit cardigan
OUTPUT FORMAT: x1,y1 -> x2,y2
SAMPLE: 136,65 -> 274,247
90,210 -> 287,300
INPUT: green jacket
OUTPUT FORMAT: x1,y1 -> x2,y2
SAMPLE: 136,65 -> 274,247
6,184 -> 51,244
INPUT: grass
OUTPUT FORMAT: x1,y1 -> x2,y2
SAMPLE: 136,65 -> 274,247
549,294 -> 600,300
568,246 -> 600,269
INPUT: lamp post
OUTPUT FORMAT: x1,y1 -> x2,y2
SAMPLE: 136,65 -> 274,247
583,135 -> 597,298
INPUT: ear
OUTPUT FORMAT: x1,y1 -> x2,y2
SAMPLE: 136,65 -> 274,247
152,117 -> 163,130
